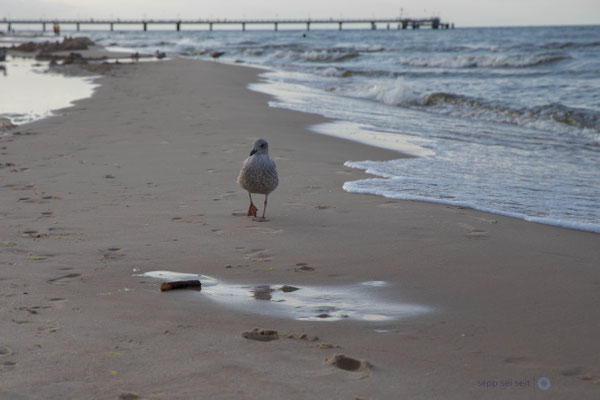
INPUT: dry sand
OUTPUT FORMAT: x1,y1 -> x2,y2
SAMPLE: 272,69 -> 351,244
1,58 -> 599,399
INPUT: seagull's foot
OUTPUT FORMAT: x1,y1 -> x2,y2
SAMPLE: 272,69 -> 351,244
248,203 -> 258,217
252,217 -> 269,223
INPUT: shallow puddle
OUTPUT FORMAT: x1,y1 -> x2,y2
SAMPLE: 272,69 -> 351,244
0,55 -> 98,125
142,271 -> 431,321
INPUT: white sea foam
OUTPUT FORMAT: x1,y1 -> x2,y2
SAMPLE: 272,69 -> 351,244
300,49 -> 359,62
343,160 -> 600,234
310,121 -> 434,158
352,77 -> 421,107
343,178 -> 600,234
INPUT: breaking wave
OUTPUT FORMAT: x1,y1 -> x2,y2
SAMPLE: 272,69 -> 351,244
541,40 -> 600,50
299,49 -> 360,62
422,93 -> 600,133
348,79 -> 600,137
396,53 -> 570,69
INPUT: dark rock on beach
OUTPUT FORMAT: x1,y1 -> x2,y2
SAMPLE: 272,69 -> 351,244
242,328 -> 279,342
62,53 -> 87,65
13,37 -> 95,54
0,118 -> 16,131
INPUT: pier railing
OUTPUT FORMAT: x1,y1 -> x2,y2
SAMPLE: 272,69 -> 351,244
1,17 -> 454,32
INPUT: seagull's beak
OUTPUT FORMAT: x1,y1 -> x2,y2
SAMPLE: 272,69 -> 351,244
250,149 -> 257,156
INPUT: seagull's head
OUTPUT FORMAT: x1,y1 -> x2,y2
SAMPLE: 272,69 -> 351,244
250,138 -> 269,156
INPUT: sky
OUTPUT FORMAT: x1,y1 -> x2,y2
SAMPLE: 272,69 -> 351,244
0,0 -> 599,27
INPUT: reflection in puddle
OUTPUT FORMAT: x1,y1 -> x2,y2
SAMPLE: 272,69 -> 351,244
252,285 -> 274,300
142,271 -> 431,322
0,55 -> 98,125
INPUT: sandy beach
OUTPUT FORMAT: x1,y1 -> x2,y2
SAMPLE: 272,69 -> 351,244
1,56 -> 599,399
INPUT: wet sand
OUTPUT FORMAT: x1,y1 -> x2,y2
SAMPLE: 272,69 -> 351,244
1,58 -> 599,399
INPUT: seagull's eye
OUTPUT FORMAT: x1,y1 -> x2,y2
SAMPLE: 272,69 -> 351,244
260,144 -> 265,147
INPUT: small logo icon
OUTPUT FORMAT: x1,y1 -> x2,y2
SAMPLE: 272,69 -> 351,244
537,377 -> 551,391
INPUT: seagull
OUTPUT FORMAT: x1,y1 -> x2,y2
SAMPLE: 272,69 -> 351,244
237,139 -> 279,222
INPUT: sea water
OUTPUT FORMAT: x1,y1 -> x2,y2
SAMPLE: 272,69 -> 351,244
0,36 -> 99,126
141,271 -> 431,321
12,26 -> 600,232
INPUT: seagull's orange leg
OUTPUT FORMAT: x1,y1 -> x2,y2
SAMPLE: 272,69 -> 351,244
253,194 -> 269,222
247,193 -> 258,217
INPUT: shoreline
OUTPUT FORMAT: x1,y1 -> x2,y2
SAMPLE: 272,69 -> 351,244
248,64 -> 600,234
1,57 -> 599,399
3,33 -> 598,234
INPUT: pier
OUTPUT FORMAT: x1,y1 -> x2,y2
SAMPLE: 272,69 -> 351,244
1,17 -> 453,32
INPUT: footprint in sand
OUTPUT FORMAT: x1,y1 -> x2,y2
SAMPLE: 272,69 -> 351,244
562,366 -> 586,377
560,366 -> 600,383
2,360 -> 16,369
502,356 -> 547,371
466,229 -> 489,239
0,346 -> 13,357
241,328 -> 279,342
23,230 -> 49,239
36,320 -> 61,334
118,392 -> 141,400
4,184 -> 36,191
302,185 -> 322,194
243,226 -> 283,235
221,191 -> 238,199
48,297 -> 67,302
18,305 -> 51,315
101,247 -> 125,260
287,333 -> 319,342
284,201 -> 309,209
241,248 -> 272,262
325,354 -> 372,376
19,197 -> 51,204
457,223 -> 489,239
317,343 -> 341,349
378,201 -> 403,209
171,214 -> 205,224
295,263 -> 315,272
47,273 -> 81,284
47,297 -> 68,309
